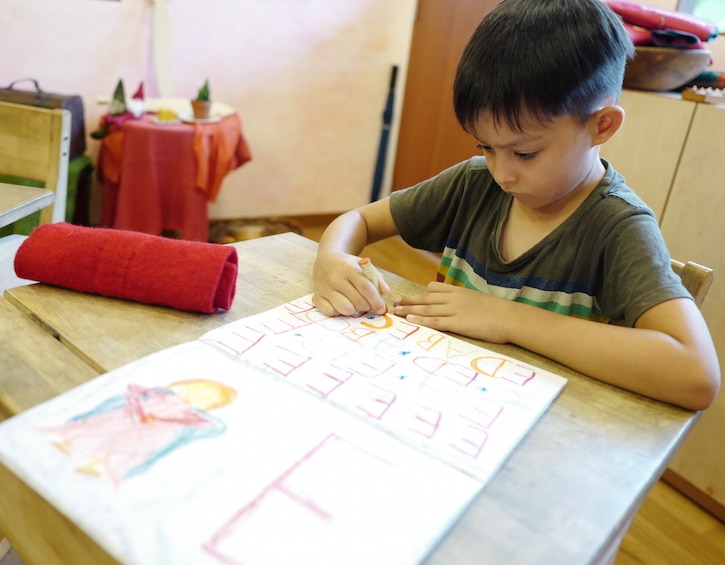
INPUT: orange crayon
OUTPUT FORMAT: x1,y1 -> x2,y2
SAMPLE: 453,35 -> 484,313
359,257 -> 387,313
358,257 -> 380,292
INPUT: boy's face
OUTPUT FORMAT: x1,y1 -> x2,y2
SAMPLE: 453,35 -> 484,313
473,109 -> 605,212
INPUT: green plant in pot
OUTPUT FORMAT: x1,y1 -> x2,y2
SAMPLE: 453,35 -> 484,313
191,79 -> 212,120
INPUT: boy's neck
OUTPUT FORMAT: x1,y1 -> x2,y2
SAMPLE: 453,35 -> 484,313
499,159 -> 606,262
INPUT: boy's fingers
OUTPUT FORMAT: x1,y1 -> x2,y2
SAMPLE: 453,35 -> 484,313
377,272 -> 391,294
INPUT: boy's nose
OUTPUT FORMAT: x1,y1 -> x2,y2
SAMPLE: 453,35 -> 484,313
491,158 -> 517,188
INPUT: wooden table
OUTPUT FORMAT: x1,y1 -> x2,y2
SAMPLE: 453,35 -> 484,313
0,183 -> 53,229
0,232 -> 698,565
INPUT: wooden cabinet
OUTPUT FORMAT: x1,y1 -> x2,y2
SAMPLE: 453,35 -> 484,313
603,92 -> 725,520
600,90 -> 696,219
659,102 -> 725,520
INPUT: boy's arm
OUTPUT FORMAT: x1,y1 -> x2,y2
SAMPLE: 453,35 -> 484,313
394,283 -> 720,410
312,198 -> 399,317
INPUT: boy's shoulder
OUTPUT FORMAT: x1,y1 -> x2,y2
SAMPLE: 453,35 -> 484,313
596,161 -> 652,213
468,155 -> 489,171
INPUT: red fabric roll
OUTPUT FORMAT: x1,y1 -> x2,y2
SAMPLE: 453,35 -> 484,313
14,223 -> 238,314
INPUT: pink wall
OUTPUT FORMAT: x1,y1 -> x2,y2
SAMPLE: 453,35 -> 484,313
3,0 -> 722,222
1,0 -> 417,220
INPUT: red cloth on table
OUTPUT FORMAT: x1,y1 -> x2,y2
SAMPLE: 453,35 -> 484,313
14,223 -> 238,313
97,113 -> 251,241
194,113 -> 252,202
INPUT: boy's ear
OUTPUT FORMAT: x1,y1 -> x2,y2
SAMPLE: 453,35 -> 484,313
591,105 -> 625,146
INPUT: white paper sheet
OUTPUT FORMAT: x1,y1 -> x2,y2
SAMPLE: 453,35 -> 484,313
0,295 -> 566,564
202,295 -> 567,483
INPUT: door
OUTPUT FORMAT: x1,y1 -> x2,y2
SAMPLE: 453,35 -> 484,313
392,0 -> 499,192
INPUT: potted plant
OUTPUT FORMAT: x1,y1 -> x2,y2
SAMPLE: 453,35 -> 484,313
191,79 -> 212,120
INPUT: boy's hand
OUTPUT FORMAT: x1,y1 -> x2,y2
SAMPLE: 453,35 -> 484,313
393,282 -> 511,343
312,251 -> 390,316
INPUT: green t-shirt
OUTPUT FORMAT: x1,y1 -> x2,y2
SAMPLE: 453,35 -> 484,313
390,157 -> 689,327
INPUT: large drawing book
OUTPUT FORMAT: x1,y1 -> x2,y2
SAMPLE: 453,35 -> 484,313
0,295 -> 566,565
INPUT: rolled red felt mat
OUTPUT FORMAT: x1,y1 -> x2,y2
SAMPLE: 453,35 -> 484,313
14,223 -> 238,313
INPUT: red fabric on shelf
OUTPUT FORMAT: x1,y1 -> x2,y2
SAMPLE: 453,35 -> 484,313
606,1 -> 719,42
14,223 -> 238,313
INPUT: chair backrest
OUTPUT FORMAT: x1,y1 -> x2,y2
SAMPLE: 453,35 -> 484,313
0,100 -> 71,224
672,259 -> 714,309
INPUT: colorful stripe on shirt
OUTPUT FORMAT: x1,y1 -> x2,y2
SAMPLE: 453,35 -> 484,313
437,245 -> 606,320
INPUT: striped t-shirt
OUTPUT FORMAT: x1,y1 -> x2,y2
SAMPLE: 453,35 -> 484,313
390,157 -> 689,327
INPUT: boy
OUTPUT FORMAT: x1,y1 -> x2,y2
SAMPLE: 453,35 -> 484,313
312,0 -> 720,410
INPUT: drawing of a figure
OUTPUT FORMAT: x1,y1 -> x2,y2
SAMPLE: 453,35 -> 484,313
45,379 -> 236,485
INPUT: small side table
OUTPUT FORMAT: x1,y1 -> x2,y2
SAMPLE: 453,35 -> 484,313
97,107 -> 251,241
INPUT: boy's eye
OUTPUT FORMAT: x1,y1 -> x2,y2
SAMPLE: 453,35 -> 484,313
476,144 -> 536,160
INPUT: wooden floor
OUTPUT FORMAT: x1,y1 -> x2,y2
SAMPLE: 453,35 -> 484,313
296,214 -> 725,565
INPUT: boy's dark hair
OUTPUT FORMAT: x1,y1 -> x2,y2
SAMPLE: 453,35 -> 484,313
453,0 -> 635,134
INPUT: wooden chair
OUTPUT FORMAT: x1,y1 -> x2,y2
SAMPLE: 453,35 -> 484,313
0,100 -> 71,225
672,259 -> 714,309
0,100 -> 71,293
